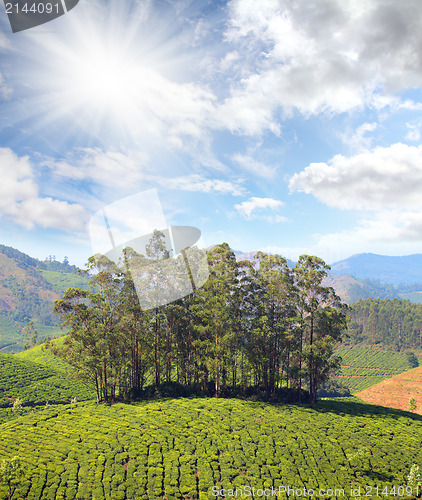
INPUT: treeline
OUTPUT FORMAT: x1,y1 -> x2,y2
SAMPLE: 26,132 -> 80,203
347,298 -> 422,351
347,278 -> 422,303
0,244 -> 79,274
52,235 -> 347,404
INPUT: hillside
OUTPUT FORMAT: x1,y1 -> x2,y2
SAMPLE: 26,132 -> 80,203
357,366 -> 422,414
0,342 -> 94,410
0,245 -> 88,352
330,253 -> 422,285
0,398 -> 422,499
334,346 -> 413,393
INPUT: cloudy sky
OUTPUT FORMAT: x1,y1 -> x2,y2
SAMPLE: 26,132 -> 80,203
1,0 -> 422,266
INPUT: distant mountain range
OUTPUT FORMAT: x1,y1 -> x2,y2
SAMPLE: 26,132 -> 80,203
330,253 -> 422,285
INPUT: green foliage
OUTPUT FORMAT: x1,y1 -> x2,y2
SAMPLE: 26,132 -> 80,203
407,351 -> 419,368
0,398 -> 422,499
0,456 -> 25,500
54,245 -> 347,404
409,397 -> 417,412
334,346 -> 413,392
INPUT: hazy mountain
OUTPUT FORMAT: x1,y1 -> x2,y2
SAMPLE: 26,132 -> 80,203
330,253 -> 422,285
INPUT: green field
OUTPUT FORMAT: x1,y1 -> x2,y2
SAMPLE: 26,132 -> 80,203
0,346 -> 95,409
334,346 -> 413,392
38,270 -> 89,294
0,398 -> 421,499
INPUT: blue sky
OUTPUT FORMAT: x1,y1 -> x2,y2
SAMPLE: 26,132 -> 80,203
1,0 -> 422,267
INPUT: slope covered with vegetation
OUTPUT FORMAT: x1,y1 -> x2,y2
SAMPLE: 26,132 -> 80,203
0,349 -> 94,409
0,245 -> 86,352
0,398 -> 421,499
334,346 -> 413,393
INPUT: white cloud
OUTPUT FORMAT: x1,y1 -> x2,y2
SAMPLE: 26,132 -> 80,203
159,174 -> 246,196
289,143 -> 422,211
0,148 -> 88,230
232,153 -> 277,179
216,0 -> 422,134
406,123 -> 421,142
341,122 -> 378,151
235,196 -> 286,222
307,210 -> 422,263
50,148 -> 149,189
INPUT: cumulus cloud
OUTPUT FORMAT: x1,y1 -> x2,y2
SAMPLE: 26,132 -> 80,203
235,196 -> 286,222
216,0 -> 422,134
289,143 -> 422,211
0,148 -> 88,230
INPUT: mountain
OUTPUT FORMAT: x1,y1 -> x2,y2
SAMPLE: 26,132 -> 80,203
0,245 -> 88,352
330,253 -> 422,285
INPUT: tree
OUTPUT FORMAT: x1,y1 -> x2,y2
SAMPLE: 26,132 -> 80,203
0,457 -> 25,500
53,255 -> 125,403
294,255 -> 347,403
193,243 -> 238,397
408,464 -> 422,490
12,398 -> 23,414
408,396 -> 417,412
23,320 -> 38,350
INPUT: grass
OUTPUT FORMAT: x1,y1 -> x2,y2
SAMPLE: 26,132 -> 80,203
0,397 -> 421,499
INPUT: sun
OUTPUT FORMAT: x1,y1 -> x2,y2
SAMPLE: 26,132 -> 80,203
64,42 -> 143,116
12,1 -> 185,146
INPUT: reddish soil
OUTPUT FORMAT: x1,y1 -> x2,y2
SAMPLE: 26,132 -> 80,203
357,366 -> 422,414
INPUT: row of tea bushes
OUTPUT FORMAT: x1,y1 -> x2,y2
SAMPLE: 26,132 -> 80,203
0,352 -> 94,407
1,398 -> 422,498
334,347 -> 412,392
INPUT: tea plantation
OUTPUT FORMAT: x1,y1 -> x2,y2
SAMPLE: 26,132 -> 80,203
1,397 -> 422,499
334,347 -> 413,392
0,349 -> 94,408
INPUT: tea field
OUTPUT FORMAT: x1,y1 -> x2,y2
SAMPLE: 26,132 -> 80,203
0,349 -> 94,408
334,346 -> 413,392
1,398 -> 422,499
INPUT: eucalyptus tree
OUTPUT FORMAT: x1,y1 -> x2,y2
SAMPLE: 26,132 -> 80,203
294,255 -> 347,403
53,254 -> 125,402
247,253 -> 297,393
192,243 -> 239,396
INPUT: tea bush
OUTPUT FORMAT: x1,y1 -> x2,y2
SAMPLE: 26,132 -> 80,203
1,398 -> 422,499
